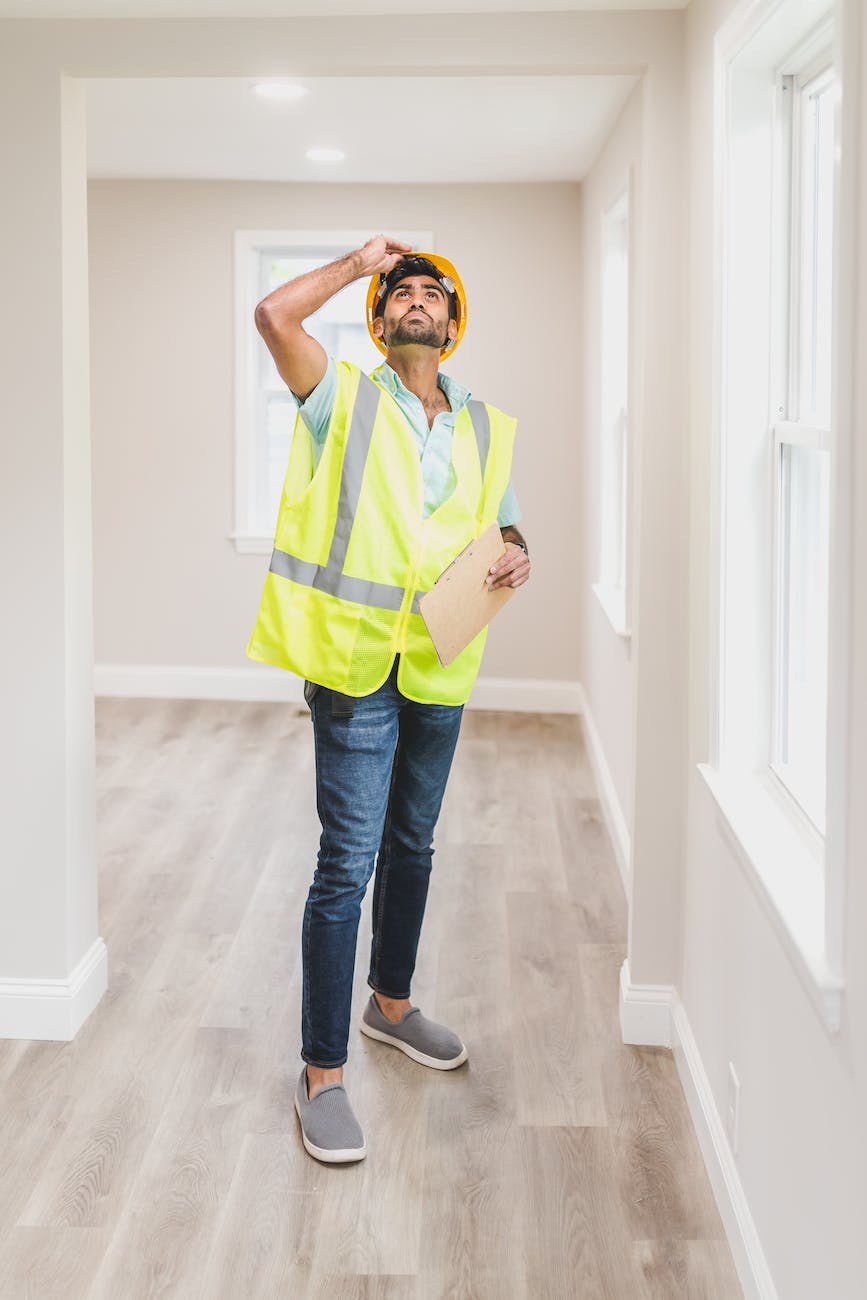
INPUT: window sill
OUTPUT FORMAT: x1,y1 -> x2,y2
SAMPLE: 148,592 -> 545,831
591,582 -> 631,639
230,533 -> 272,556
697,763 -> 844,1033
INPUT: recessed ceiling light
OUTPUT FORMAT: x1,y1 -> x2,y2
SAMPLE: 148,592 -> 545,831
306,147 -> 346,163
253,82 -> 308,102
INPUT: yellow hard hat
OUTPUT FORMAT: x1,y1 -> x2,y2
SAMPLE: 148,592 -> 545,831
366,252 -> 467,359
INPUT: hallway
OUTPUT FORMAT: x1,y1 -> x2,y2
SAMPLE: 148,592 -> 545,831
0,701 -> 741,1297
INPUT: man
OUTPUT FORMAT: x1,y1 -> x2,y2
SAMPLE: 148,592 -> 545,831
248,235 -> 530,1163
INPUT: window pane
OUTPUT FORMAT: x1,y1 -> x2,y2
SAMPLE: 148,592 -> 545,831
600,193 -> 629,593
777,443 -> 829,829
263,394 -> 296,530
797,71 -> 834,425
315,321 -> 378,372
600,408 -> 627,591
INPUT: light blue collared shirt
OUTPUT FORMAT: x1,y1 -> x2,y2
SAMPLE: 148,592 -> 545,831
297,357 -> 521,526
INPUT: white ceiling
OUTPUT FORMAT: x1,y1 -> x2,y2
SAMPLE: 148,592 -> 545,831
86,74 -> 640,184
7,0 -> 657,184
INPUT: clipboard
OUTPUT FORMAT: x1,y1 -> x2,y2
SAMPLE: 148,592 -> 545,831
418,522 -> 516,667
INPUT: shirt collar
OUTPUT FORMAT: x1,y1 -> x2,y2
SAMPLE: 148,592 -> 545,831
373,361 -> 470,414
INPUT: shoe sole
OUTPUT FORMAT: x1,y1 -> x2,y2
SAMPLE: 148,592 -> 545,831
360,1019 -> 469,1070
294,1094 -> 367,1163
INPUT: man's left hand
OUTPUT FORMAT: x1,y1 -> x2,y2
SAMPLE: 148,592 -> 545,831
487,542 -> 531,590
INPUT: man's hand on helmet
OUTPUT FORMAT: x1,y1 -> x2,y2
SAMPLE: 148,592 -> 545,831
356,235 -> 413,278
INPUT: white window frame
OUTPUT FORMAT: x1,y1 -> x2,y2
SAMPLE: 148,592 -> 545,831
698,0 -> 858,1033
769,51 -> 834,832
231,228 -> 431,554
592,176 -> 632,639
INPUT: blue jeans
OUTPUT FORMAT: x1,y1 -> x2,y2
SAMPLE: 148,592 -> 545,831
302,661 -> 464,1067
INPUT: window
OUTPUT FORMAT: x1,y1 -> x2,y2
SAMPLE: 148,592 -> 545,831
233,229 -> 431,552
593,182 -> 631,636
771,61 -> 834,832
700,0 -> 849,1030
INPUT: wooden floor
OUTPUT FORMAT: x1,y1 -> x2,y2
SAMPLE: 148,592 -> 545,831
0,700 -> 743,1299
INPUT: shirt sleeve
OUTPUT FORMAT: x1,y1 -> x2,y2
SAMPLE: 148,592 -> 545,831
296,357 -> 338,460
496,478 -> 521,529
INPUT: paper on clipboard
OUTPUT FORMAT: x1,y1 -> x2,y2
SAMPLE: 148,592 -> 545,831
418,522 -> 516,667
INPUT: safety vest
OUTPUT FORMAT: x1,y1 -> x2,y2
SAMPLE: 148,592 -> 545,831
247,361 -> 517,706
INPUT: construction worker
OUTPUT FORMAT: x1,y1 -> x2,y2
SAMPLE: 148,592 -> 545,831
249,235 -> 530,1163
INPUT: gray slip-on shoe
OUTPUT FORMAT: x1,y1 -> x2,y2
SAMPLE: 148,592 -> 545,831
360,995 -> 468,1070
294,1067 -> 366,1164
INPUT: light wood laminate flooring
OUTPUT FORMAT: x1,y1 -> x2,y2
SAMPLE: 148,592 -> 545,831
0,700 -> 743,1298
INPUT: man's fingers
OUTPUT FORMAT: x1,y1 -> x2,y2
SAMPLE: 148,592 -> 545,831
380,240 -> 414,272
486,546 -> 531,590
487,544 -> 526,576
360,235 -> 414,275
488,561 -> 530,589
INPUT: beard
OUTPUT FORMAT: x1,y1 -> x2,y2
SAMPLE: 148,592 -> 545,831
385,313 -> 449,350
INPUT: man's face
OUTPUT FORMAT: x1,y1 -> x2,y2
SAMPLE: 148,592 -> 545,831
374,275 -> 457,353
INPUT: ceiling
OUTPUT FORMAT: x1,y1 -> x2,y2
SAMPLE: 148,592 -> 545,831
86,74 -> 641,184
4,0 -> 659,184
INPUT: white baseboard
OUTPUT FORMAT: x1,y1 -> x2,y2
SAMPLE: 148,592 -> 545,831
619,957 -> 674,1047
578,693 -> 632,893
469,676 -> 582,713
94,663 -> 305,704
619,959 -> 777,1300
94,664 -> 583,714
0,938 -> 107,1041
671,998 -> 779,1300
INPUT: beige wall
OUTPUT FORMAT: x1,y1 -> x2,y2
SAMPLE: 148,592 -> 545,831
682,0 -> 867,1295
88,179 -> 581,684
578,81 -> 643,845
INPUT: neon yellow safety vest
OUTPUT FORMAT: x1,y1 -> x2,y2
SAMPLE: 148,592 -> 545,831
247,361 -> 517,706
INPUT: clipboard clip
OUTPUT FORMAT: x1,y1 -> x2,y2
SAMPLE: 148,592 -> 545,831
433,536 -> 478,586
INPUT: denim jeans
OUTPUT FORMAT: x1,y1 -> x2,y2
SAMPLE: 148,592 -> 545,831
301,660 -> 464,1067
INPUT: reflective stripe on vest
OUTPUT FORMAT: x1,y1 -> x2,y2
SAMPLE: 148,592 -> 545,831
269,374 -> 494,613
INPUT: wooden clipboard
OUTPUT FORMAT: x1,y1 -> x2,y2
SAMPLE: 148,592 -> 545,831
418,522 -> 516,667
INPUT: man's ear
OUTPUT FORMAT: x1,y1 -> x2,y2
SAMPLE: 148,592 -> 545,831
372,317 -> 384,339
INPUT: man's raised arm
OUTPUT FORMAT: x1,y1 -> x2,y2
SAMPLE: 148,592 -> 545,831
254,235 -> 412,402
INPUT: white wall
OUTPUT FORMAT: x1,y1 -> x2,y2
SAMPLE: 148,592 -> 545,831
579,81 -> 643,854
87,179 -> 581,687
680,0 -> 867,1295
